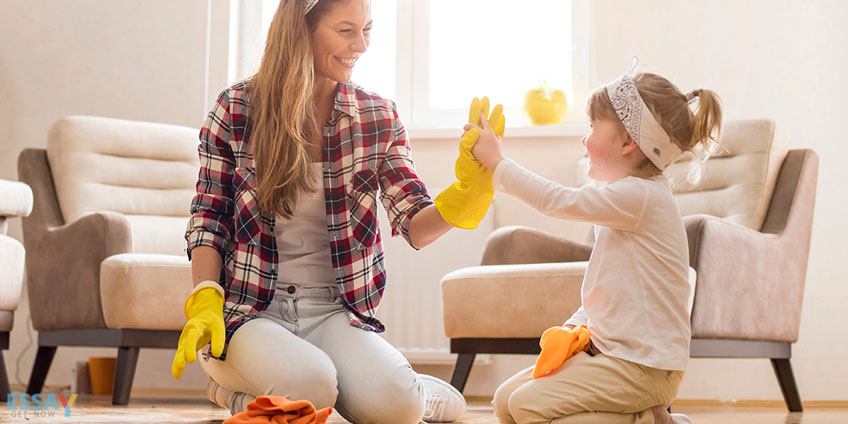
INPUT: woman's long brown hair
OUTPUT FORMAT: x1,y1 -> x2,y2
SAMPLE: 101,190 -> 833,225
249,0 -> 339,218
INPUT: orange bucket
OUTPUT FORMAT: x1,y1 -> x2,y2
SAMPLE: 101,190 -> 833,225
88,357 -> 116,395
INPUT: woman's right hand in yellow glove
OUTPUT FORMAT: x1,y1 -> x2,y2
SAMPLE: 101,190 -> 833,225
171,284 -> 225,379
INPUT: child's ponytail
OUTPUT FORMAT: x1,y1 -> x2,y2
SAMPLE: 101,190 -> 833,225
688,88 -> 723,153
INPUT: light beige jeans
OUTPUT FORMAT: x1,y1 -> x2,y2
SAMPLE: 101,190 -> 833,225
493,344 -> 683,424
200,284 -> 426,424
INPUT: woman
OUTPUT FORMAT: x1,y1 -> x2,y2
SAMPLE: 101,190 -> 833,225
171,0 -> 491,422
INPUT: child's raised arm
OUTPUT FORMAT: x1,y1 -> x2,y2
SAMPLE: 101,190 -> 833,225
493,158 -> 650,231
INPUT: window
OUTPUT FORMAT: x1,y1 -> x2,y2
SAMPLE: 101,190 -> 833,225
350,0 -> 397,100
229,0 -> 591,129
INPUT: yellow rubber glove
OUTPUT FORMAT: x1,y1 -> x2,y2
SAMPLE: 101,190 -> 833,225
171,286 -> 225,379
434,97 -> 506,229
532,324 -> 591,378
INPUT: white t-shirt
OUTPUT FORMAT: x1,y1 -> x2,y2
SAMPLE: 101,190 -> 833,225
494,158 -> 691,371
274,163 -> 335,287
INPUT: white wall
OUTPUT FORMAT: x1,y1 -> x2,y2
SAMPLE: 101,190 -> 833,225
0,0 -> 229,392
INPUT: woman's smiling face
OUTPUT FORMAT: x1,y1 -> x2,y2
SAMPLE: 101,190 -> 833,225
311,0 -> 372,83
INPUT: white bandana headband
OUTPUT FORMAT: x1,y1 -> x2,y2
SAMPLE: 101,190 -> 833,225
606,57 -> 683,171
305,0 -> 319,14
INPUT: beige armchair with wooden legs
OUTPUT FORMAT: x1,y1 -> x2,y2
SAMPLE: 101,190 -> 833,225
441,119 -> 817,412
18,115 -> 198,404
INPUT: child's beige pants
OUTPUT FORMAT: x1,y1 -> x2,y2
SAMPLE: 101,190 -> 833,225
493,344 -> 683,424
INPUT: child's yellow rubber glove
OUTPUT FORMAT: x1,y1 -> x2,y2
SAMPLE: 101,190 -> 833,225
171,285 -> 226,379
434,97 -> 506,229
532,324 -> 591,378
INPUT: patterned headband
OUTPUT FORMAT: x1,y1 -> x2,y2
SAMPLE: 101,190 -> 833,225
605,57 -> 683,171
305,0 -> 319,14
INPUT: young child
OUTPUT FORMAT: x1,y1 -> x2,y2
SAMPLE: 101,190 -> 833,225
468,59 -> 722,424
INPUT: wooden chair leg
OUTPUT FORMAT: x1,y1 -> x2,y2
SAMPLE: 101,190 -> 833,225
771,358 -> 803,412
449,353 -> 476,393
0,350 -> 11,400
112,346 -> 140,405
26,346 -> 57,395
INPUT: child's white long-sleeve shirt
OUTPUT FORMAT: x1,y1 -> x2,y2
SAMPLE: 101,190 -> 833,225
493,158 -> 692,371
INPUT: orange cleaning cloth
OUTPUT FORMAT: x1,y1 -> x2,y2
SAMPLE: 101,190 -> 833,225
532,324 -> 591,378
223,395 -> 332,424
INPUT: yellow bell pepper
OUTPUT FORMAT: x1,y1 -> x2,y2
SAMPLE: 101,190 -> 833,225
523,84 -> 568,125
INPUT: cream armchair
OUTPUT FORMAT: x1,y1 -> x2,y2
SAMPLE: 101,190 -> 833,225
0,179 -> 33,399
441,120 -> 816,412
18,116 -> 197,404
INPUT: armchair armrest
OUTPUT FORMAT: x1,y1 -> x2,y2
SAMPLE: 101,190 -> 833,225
0,179 -> 33,219
27,211 -> 132,331
685,214 -> 806,342
481,226 -> 592,266
18,148 -> 133,330
441,262 -> 587,339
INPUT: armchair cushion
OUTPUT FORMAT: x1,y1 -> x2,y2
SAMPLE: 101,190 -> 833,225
100,253 -> 193,330
442,262 -> 696,340
666,119 -> 788,231
46,116 -> 197,256
123,215 -> 191,257
442,262 -> 587,339
100,253 -> 192,331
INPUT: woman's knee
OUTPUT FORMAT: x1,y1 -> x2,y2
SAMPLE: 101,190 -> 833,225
382,386 -> 425,424
337,374 -> 424,424
218,319 -> 340,408
267,355 -> 339,409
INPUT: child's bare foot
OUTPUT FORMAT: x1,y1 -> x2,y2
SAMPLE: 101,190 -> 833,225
651,405 -> 673,424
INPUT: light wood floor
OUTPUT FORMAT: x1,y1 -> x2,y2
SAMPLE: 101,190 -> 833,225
4,387 -> 847,423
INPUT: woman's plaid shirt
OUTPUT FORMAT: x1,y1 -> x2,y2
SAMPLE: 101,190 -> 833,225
185,80 -> 433,359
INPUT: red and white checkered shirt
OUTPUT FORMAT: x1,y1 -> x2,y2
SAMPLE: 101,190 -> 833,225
185,80 -> 433,359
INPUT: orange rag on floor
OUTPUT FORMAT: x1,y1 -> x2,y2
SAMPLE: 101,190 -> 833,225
532,324 -> 591,378
222,395 -> 332,424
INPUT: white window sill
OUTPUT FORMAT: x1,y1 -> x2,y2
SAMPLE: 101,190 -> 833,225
408,123 -> 589,140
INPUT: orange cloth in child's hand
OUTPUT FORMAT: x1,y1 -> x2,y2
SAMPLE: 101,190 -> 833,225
532,324 -> 591,378
223,395 -> 332,424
